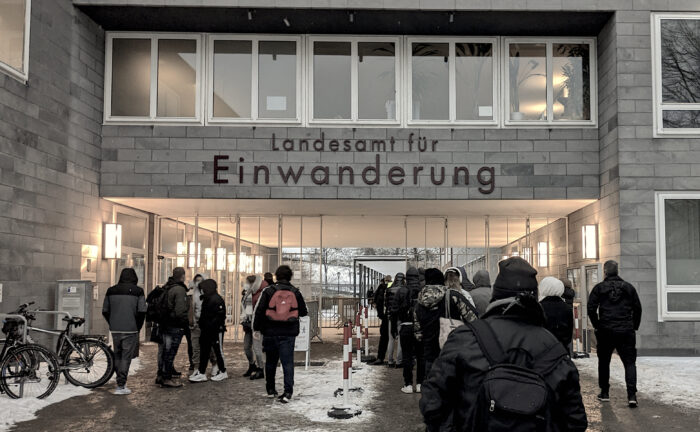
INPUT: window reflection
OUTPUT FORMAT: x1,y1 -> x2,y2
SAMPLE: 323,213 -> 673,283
456,43 -> 494,121
313,42 -> 352,120
213,40 -> 252,118
412,43 -> 449,121
259,41 -> 297,119
553,44 -> 590,121
111,39 -> 151,117
358,42 -> 396,120
157,39 -> 197,118
661,19 -> 700,104
509,43 -> 547,121
0,0 -> 27,73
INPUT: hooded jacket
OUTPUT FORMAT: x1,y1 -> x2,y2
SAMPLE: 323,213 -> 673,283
457,266 -> 476,291
253,280 -> 308,337
198,279 -> 227,334
420,294 -> 587,432
241,275 -> 263,324
470,270 -> 493,316
392,267 -> 421,326
163,276 -> 189,329
539,277 -> 573,349
102,268 -> 147,333
588,275 -> 642,332
385,273 -> 405,321
374,282 -> 388,320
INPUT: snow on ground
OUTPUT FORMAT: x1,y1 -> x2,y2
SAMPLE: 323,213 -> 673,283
575,355 -> 700,410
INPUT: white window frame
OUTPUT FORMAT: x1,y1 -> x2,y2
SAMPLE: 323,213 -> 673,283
406,36 -> 499,127
652,13 -> 700,138
104,32 -> 203,124
655,191 -> 700,321
503,37 -> 597,128
307,35 -> 402,126
207,34 -> 302,125
0,0 -> 31,83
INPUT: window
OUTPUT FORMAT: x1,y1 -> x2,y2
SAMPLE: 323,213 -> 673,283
408,38 -> 497,125
656,192 -> 700,320
208,36 -> 300,123
106,33 -> 202,122
0,0 -> 30,82
505,38 -> 595,125
309,37 -> 399,124
652,14 -> 700,136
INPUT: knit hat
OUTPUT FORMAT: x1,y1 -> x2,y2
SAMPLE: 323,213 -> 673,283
538,276 -> 564,301
492,257 -> 538,301
425,268 -> 445,285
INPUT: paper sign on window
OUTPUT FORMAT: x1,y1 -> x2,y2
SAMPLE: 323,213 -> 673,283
479,106 -> 493,117
267,96 -> 287,111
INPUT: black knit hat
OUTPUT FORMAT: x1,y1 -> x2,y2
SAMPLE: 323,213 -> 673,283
492,257 -> 538,301
424,268 -> 444,286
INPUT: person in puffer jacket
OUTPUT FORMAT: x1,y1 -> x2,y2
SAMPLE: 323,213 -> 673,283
392,267 -> 424,393
385,272 -> 405,366
539,276 -> 574,350
414,268 -> 478,376
470,270 -> 493,316
189,279 -> 228,383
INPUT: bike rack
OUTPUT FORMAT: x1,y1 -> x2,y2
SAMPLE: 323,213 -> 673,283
0,314 -> 28,344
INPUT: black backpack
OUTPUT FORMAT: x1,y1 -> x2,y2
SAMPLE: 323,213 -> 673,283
467,319 -> 566,432
146,285 -> 169,324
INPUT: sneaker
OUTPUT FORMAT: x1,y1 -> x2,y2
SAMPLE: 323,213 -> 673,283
597,391 -> 610,402
278,392 -> 293,403
188,371 -> 208,383
211,371 -> 228,382
211,365 -> 220,376
628,394 -> 638,408
370,359 -> 385,366
114,386 -> 132,395
250,368 -> 264,380
155,375 -> 164,386
401,385 -> 414,394
243,364 -> 256,377
266,386 -> 279,398
172,369 -> 182,378
415,384 -> 422,393
161,378 -> 183,388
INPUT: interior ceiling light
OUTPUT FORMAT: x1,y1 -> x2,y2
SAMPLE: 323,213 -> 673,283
247,9 -> 253,21
449,12 -> 454,23
349,11 -> 354,23
283,17 -> 290,27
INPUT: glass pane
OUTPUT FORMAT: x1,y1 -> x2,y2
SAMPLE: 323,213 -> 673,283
660,19 -> 700,103
157,39 -> 197,118
553,44 -> 591,121
509,43 -> 547,121
160,219 -> 177,254
259,41 -> 297,119
664,199 -> 700,285
0,0 -> 26,72
358,42 -> 396,120
116,213 -> 146,250
412,42 -> 449,120
663,110 -> 700,129
313,42 -> 351,120
111,38 -> 151,117
667,293 -> 700,311
212,40 -> 252,118
456,43 -> 494,121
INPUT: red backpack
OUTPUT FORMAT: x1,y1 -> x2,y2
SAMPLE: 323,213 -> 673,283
266,287 -> 299,322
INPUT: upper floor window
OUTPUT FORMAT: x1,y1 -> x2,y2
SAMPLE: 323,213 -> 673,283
653,13 -> 700,137
0,0 -> 30,82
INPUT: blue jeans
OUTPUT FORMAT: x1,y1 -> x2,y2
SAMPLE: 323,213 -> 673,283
263,335 -> 296,395
161,327 -> 184,380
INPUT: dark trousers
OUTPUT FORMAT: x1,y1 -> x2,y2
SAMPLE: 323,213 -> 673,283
198,330 -> 226,374
377,318 -> 389,361
399,325 -> 425,387
184,325 -> 194,367
596,329 -> 637,394
263,335 -> 296,395
161,327 -> 184,380
111,332 -> 139,387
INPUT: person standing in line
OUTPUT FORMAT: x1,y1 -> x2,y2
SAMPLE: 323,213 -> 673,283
241,275 -> 265,379
371,275 -> 392,366
561,278 -> 576,306
386,272 -> 405,367
250,278 -> 268,380
189,279 -> 228,382
588,260 -> 642,408
393,267 -> 425,393
185,274 -> 204,372
254,265 -> 308,403
146,284 -> 166,385
102,268 -> 147,395
444,267 -> 476,308
539,276 -> 574,350
470,270 -> 493,316
160,267 -> 189,388
263,272 -> 275,287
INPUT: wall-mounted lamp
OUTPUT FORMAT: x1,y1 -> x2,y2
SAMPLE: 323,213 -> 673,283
188,241 -> 201,268
227,252 -> 236,272
247,9 -> 253,20
582,224 -> 599,259
449,12 -> 454,23
205,248 -> 214,271
537,241 -> 549,267
349,11 -> 354,23
176,242 -> 186,267
216,247 -> 227,271
522,247 -> 532,263
283,17 -> 290,27
103,223 -> 122,259
255,256 -> 263,273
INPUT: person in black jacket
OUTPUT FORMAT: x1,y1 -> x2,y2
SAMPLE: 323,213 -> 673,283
254,265 -> 308,403
386,272 -> 404,367
392,266 -> 425,393
371,275 -> 392,365
420,257 -> 587,432
160,267 -> 189,388
588,260 -> 642,407
539,276 -> 574,349
561,278 -> 576,306
189,279 -> 228,383
102,268 -> 147,395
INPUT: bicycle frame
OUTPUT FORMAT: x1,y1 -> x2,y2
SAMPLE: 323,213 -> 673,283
23,311 -> 92,368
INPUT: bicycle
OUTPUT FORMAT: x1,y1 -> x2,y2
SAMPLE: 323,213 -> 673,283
1,303 -> 60,399
16,303 -> 115,389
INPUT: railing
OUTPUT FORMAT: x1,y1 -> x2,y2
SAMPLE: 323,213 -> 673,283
319,297 -> 380,328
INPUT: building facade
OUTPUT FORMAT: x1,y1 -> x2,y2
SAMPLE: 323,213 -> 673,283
1,0 -> 699,354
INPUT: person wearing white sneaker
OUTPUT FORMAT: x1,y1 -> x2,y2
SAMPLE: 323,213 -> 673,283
188,370 -> 208,383
195,279 -> 228,382
401,385 -> 414,394
114,386 -> 132,395
415,384 -> 421,393
211,370 -> 228,382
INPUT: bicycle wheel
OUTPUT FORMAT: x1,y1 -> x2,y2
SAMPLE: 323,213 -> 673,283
0,344 -> 60,399
62,338 -> 114,388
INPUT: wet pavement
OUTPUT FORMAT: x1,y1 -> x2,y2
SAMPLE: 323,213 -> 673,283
7,335 -> 700,432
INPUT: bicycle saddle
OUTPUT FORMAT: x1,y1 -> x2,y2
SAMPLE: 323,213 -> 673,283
63,316 -> 86,326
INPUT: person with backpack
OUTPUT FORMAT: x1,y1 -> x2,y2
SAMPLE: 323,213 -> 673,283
539,277 -> 574,350
102,268 -> 147,395
241,275 -> 265,380
420,257 -> 587,432
253,265 -> 308,403
588,260 -> 642,408
392,266 -> 425,393
159,267 -> 189,388
189,279 -> 228,383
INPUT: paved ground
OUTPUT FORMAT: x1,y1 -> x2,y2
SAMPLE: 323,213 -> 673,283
8,335 -> 700,432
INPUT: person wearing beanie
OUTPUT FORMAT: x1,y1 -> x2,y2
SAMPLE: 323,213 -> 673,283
560,278 -> 576,306
189,279 -> 228,383
588,260 -> 642,407
539,277 -> 574,350
471,270 -> 492,316
393,267 -> 425,393
421,257 -> 587,432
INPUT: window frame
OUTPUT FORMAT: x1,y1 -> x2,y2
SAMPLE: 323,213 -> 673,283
655,191 -> 700,321
503,37 -> 597,128
652,13 -> 700,138
307,35 -> 402,126
406,36 -> 499,127
0,0 -> 31,83
104,32 -> 203,124
207,34 -> 303,125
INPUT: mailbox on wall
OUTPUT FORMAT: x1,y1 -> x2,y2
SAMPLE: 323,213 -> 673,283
56,280 -> 93,335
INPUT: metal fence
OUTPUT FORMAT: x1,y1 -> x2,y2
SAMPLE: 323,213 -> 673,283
319,296 -> 380,328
